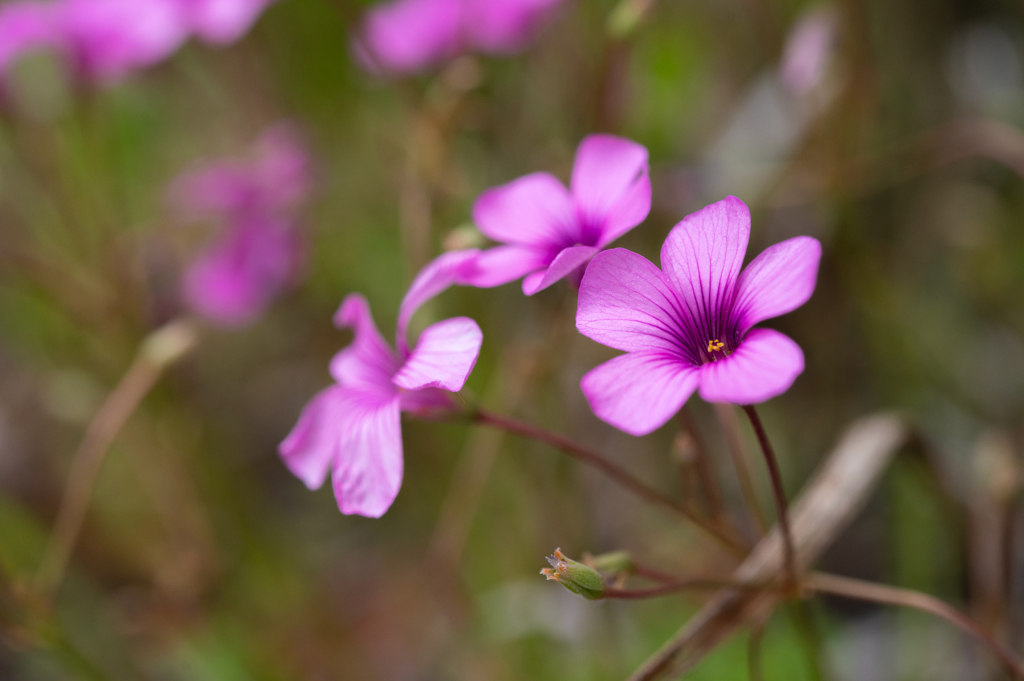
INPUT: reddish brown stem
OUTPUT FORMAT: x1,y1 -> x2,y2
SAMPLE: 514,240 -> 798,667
743,405 -> 798,592
807,572 -> 1024,679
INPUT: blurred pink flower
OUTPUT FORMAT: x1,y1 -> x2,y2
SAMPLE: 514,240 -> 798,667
576,196 -> 821,436
0,0 -> 276,82
279,250 -> 483,518
176,125 -> 310,327
354,0 -> 564,75
779,8 -> 836,96
178,0 -> 276,44
458,134 -> 651,295
0,2 -> 61,72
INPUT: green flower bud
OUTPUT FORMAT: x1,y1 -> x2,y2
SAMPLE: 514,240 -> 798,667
586,550 -> 634,575
540,548 -> 606,600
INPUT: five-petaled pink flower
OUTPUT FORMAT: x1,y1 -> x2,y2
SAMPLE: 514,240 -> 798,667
459,134 -> 651,295
354,0 -> 564,76
576,196 -> 821,436
0,0 -> 277,82
175,124 -> 309,327
278,250 -> 483,518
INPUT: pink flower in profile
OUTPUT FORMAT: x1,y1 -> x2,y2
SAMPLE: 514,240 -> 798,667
779,8 -> 837,96
279,250 -> 483,518
459,134 -> 651,295
354,0 -> 564,75
175,124 -> 310,327
576,196 -> 821,436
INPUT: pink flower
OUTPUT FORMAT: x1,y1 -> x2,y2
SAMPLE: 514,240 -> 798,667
279,250 -> 484,518
354,0 -> 564,75
0,0 -> 276,83
0,2 -> 61,73
576,196 -> 821,436
779,8 -> 836,96
176,125 -> 310,327
459,134 -> 651,295
177,0 -> 277,45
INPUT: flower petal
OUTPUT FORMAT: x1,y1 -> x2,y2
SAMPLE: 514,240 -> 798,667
580,351 -> 700,436
576,248 -> 697,359
393,317 -> 482,392
463,0 -> 563,53
660,196 -> 750,347
185,0 -> 273,45
278,385 -> 345,490
354,0 -> 461,75
472,171 -> 575,248
332,393 -> 404,518
521,245 -> 598,295
457,245 -> 546,288
697,327 -> 804,404
570,135 -> 650,246
396,248 -> 480,354
0,2 -> 61,70
330,294 -> 401,391
731,236 -> 821,334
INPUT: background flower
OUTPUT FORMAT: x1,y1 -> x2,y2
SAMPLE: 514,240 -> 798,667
175,124 -> 309,327
353,0 -> 564,75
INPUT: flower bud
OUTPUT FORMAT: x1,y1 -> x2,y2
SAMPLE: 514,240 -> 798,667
540,548 -> 605,600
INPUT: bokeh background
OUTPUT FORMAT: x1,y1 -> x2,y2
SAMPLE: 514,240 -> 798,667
2,0 -> 1024,679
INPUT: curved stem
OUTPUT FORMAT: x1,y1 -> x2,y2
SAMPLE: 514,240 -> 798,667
470,408 -> 748,555
35,319 -> 199,598
742,405 -> 798,592
806,572 -> 1024,679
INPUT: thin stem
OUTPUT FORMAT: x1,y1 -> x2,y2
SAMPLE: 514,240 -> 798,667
714,403 -> 768,534
806,572 -> 1024,679
743,405 -> 798,592
35,319 -> 198,598
470,407 -> 748,555
678,406 -> 725,520
602,577 -> 772,600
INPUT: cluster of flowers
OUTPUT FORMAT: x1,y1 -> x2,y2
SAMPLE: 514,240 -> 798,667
0,0 -> 277,82
276,134 -> 822,518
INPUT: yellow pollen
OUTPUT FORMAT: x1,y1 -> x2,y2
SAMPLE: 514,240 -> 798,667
707,339 -> 725,353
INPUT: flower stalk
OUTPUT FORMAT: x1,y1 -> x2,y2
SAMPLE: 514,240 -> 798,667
742,405 -> 798,593
35,318 -> 199,599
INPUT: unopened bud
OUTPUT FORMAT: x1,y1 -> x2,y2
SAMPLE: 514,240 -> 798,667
540,548 -> 605,600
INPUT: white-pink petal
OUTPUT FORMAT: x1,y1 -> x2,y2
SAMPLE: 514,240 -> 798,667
570,134 -> 650,245
521,244 -> 598,295
576,248 -> 694,356
458,245 -> 546,288
472,171 -> 575,248
396,248 -> 481,354
330,294 -> 400,391
697,328 -> 804,405
278,386 -> 344,490
393,316 -> 482,392
581,351 -> 700,437
660,195 -> 750,341
731,236 -> 821,335
331,393 -> 404,518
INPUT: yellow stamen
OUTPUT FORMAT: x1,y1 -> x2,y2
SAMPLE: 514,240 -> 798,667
707,339 -> 725,353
